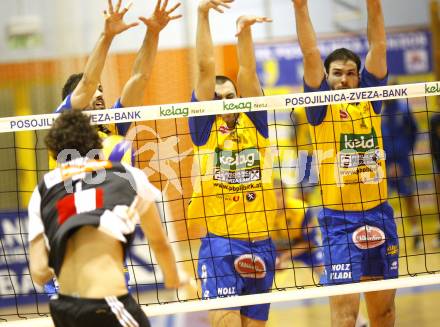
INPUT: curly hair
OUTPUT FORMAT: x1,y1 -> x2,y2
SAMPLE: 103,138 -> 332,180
61,73 -> 83,100
45,110 -> 102,162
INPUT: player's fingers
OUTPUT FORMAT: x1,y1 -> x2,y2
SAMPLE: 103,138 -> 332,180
154,0 -> 162,12
260,17 -> 273,23
218,2 -> 231,9
121,2 -> 133,16
115,0 -> 122,13
138,16 -> 148,24
160,0 -> 169,12
169,14 -> 183,20
122,21 -> 139,32
166,2 -> 181,15
107,0 -> 114,14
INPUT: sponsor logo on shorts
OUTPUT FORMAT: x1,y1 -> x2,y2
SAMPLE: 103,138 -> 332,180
246,192 -> 256,202
329,263 -> 352,280
217,287 -> 236,296
201,264 -> 208,284
387,245 -> 399,255
352,225 -> 385,250
390,261 -> 398,270
234,254 -> 267,279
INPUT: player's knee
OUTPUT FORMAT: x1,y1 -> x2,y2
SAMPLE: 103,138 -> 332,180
370,303 -> 395,324
331,310 -> 358,327
330,299 -> 359,327
209,310 -> 241,327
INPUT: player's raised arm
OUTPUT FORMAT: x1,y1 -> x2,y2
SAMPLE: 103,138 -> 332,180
134,196 -> 180,288
70,0 -> 139,109
291,0 -> 324,88
364,0 -> 387,79
236,15 -> 271,97
120,0 -> 182,107
28,187 -> 54,286
195,0 -> 234,101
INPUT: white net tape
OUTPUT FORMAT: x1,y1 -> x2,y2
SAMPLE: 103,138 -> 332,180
1,82 -> 439,133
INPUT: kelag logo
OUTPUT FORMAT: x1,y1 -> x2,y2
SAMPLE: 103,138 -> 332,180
340,128 -> 378,152
159,105 -> 189,117
223,101 -> 252,111
425,82 -> 440,95
215,148 -> 260,170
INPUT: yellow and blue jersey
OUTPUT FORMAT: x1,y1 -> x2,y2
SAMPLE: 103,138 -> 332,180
187,95 -> 277,238
304,69 -> 388,211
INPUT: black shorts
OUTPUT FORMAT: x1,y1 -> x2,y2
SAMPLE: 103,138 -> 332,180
50,293 -> 150,327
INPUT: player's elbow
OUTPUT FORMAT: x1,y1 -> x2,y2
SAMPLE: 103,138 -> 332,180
302,47 -> 321,60
130,72 -> 151,84
79,74 -> 100,92
369,41 -> 387,56
149,239 -> 173,257
30,263 -> 52,287
197,58 -> 215,75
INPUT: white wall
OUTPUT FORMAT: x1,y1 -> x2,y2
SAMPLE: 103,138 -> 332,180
0,0 -> 432,63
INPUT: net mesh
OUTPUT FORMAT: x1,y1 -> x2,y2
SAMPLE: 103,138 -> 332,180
1,82 -> 440,325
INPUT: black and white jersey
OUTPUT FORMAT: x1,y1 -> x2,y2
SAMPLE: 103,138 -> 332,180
28,158 -> 158,276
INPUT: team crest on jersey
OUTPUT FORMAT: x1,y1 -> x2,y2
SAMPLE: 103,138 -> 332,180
339,109 -> 349,119
352,225 -> 385,249
234,254 -> 267,278
219,125 -> 232,134
246,192 -> 256,202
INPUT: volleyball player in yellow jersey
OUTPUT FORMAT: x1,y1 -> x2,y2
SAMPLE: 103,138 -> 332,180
292,1 -> 398,326
187,1 -> 277,326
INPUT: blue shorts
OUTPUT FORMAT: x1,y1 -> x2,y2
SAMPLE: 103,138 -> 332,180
387,158 -> 415,196
198,234 -> 276,321
318,202 -> 399,285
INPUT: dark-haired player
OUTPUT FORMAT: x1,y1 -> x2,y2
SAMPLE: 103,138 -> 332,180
292,0 -> 398,326
187,1 -> 277,326
28,110 -> 181,327
55,0 -> 182,136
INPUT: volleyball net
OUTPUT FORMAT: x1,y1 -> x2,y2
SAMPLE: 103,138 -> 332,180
1,82 -> 440,324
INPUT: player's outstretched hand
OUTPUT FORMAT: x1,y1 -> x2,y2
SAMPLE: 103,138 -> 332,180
198,0 -> 234,14
104,0 -> 139,37
235,15 -> 272,37
139,0 -> 182,34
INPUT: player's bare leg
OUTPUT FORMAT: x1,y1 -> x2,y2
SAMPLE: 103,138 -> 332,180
364,289 -> 396,327
209,310 -> 242,327
330,294 -> 360,327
